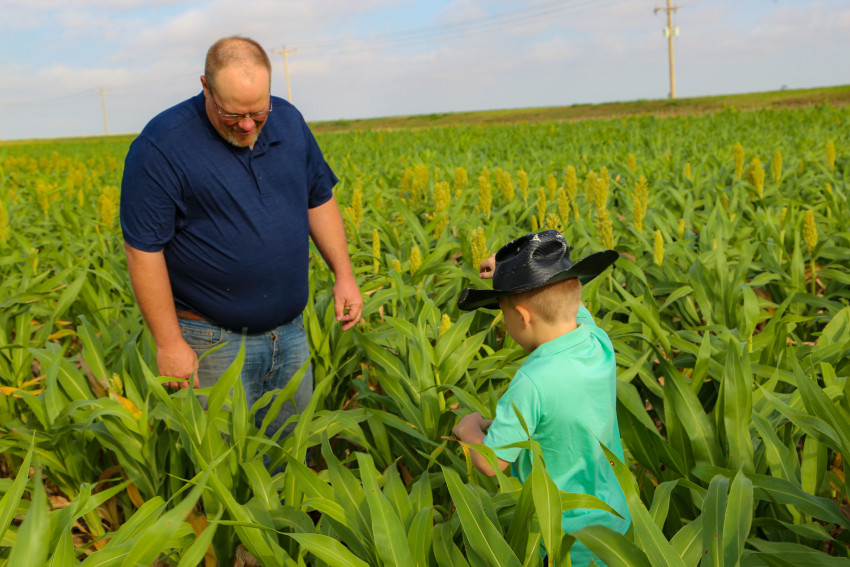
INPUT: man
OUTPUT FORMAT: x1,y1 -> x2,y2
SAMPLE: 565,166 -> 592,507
120,36 -> 361,439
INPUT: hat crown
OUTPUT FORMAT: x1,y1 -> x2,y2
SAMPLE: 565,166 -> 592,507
493,230 -> 574,292
456,230 -> 617,311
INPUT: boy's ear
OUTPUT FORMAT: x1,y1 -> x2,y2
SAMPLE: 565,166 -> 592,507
514,304 -> 533,329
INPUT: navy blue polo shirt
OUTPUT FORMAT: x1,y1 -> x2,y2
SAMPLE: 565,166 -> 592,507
120,93 -> 337,332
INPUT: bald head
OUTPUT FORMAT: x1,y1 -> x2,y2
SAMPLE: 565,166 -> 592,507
204,36 -> 272,92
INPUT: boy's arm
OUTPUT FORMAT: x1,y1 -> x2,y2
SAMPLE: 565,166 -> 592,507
453,412 -> 511,477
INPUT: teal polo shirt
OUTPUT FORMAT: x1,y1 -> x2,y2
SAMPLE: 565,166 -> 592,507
484,306 -> 631,566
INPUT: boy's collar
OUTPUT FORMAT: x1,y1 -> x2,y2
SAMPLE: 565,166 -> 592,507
524,322 -> 589,358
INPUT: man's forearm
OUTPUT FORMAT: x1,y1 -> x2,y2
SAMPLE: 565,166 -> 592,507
307,196 -> 354,278
307,196 -> 363,329
125,243 -> 199,385
124,243 -> 183,346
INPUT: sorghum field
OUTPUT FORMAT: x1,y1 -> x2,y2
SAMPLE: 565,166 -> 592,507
0,100 -> 848,566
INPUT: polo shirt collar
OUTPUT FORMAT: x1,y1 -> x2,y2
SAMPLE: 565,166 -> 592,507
257,96 -> 285,145
525,322 -> 591,363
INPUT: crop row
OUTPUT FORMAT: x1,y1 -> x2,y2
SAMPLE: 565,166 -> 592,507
0,103 -> 847,565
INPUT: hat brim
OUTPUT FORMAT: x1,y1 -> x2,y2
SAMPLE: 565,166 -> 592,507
457,249 -> 619,311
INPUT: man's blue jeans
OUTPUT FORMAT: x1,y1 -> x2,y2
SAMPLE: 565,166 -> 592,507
178,314 -> 313,441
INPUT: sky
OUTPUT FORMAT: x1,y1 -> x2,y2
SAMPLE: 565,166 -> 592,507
0,0 -> 848,141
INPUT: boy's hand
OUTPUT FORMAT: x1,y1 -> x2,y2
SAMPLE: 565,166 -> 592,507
478,254 -> 496,279
453,412 -> 493,443
453,412 -> 509,477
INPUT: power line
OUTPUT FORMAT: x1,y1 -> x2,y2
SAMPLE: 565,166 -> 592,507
0,65 -> 208,113
292,0 -> 624,55
263,0 -> 624,104
0,0 -> 629,113
0,70 -> 197,109
0,88 -> 92,109
293,0 -> 569,49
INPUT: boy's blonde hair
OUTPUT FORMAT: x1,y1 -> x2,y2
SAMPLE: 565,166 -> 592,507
501,277 -> 582,324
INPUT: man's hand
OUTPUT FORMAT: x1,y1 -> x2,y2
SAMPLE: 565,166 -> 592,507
452,412 -> 493,444
479,254 -> 496,279
333,275 -> 363,331
157,339 -> 200,390
307,197 -> 363,331
124,244 -> 199,390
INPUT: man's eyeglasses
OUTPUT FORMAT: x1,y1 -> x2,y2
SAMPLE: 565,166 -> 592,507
208,88 -> 272,123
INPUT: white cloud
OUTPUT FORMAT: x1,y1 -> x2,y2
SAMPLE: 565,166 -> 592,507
5,0 -> 192,9
1,0 -> 849,140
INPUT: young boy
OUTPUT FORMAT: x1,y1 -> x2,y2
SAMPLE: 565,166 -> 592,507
453,230 -> 631,567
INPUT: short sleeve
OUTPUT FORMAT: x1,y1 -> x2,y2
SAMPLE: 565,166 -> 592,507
120,136 -> 180,252
302,119 -> 337,209
483,372 -> 543,463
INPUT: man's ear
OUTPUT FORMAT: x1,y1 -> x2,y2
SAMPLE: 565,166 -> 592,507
514,304 -> 532,329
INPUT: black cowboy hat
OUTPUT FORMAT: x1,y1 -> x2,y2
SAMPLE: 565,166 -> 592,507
457,230 -> 618,311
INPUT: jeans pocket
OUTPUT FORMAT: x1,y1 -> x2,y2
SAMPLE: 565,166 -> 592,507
179,319 -> 226,350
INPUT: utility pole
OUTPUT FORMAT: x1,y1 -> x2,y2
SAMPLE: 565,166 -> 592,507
271,46 -> 298,103
94,88 -> 112,135
654,0 -> 681,99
